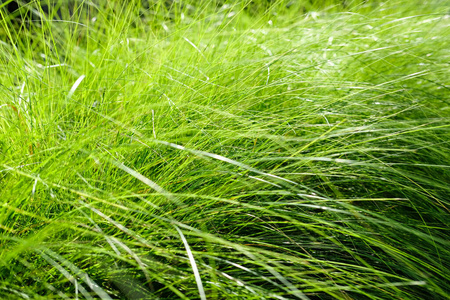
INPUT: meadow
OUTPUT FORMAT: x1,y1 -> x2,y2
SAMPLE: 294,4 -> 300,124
0,0 -> 449,299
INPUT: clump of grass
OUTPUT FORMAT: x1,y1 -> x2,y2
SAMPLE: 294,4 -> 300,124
0,0 -> 449,299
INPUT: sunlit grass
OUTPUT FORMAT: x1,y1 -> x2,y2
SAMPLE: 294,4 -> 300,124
0,0 -> 449,299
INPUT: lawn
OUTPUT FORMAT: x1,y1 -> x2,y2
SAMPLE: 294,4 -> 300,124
0,0 -> 449,299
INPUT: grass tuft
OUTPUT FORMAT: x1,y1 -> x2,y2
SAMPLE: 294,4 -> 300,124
1,0 -> 449,299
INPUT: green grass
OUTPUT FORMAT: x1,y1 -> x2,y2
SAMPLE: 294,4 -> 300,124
0,0 -> 449,299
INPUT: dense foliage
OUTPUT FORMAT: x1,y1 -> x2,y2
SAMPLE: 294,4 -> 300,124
1,0 -> 449,299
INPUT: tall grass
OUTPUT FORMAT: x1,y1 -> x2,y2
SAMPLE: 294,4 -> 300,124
0,0 -> 449,298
